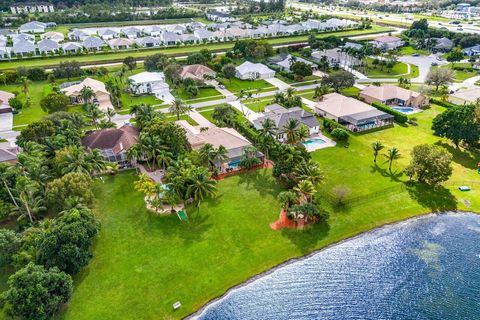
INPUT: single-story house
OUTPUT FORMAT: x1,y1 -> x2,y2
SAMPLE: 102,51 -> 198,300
180,34 -> 198,44
62,42 -> 83,54
274,54 -> 318,72
0,47 -> 10,59
61,77 -> 113,111
0,91 -> 14,131
343,42 -> 364,50
164,24 -> 187,35
371,35 -> 404,50
81,124 -> 139,167
145,25 -> 163,37
37,38 -> 59,54
41,31 -> 64,43
12,33 -> 34,44
177,120 -> 261,171
235,61 -> 275,80
311,48 -> 359,67
193,29 -> 216,42
98,28 -> 119,40
135,36 -> 160,48
121,27 -> 142,39
180,64 -> 216,82
314,92 -> 394,132
161,31 -> 181,45
0,143 -> 19,164
11,40 -> 36,56
432,37 -> 454,52
188,21 -> 205,30
19,21 -> 47,33
107,37 -> 133,50
68,29 -> 89,41
360,85 -> 429,108
462,45 -> 480,57
82,36 -> 105,51
448,87 -> 480,105
128,71 -> 173,102
206,11 -> 235,23
253,104 -> 319,142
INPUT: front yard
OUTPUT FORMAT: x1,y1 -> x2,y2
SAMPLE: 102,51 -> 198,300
173,86 -> 224,102
217,77 -> 275,93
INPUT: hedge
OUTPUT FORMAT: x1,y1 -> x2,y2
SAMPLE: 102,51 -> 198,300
371,101 -> 408,123
322,117 -> 349,133
430,98 -> 458,109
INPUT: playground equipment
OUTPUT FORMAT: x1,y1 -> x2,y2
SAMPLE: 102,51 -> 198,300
177,210 -> 188,222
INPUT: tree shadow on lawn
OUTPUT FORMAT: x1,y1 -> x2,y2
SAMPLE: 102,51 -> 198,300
237,170 -> 282,198
370,163 -> 404,182
434,141 -> 479,170
280,222 -> 330,255
153,210 -> 213,245
406,182 -> 457,212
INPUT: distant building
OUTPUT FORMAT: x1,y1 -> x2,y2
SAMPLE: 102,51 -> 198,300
61,77 -> 113,111
360,85 -> 429,108
235,61 -> 275,80
128,72 -> 174,103
462,45 -> 480,57
10,3 -> 54,15
19,21 -> 47,33
449,87 -> 480,105
371,35 -> 404,50
180,64 -> 216,82
206,11 -> 235,23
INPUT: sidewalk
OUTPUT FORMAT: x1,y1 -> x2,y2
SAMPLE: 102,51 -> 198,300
188,110 -> 215,128
229,100 -> 260,122
265,77 -> 291,90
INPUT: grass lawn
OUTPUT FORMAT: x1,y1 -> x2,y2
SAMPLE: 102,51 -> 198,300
165,113 -> 198,126
340,86 -> 360,97
436,63 -> 479,82
398,46 -> 430,56
0,27 -> 392,71
199,109 -> 215,123
53,103 -> 479,318
243,98 -> 273,112
119,93 -> 163,109
218,78 -> 275,93
362,58 -> 410,78
275,74 -> 321,85
173,87 -> 224,102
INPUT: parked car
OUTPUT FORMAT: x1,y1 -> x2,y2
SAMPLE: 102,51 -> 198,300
412,53 -> 420,57
431,62 -> 438,66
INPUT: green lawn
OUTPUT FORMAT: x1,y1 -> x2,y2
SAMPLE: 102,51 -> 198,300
199,109 -> 215,123
275,74 -> 321,85
218,78 -> 275,93
243,99 -> 273,112
0,27 -> 392,71
436,63 -> 479,82
173,87 -> 224,102
340,86 -> 360,97
165,113 -> 198,126
119,93 -> 163,109
362,58 -> 410,78
398,46 -> 430,56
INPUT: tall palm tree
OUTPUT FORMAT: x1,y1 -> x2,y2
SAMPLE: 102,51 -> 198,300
61,147 -> 92,175
127,144 -> 141,166
259,118 -> 277,138
169,99 -> 192,120
214,145 -> 229,168
282,118 -> 300,145
277,190 -> 297,209
385,147 -> 401,173
273,91 -> 285,104
199,143 -> 216,169
294,161 -> 324,185
294,180 -> 315,203
0,163 -> 19,208
106,107 -> 116,122
130,104 -> 161,129
285,87 -> 296,99
20,76 -> 30,97
80,86 -> 95,105
86,149 -> 109,175
14,176 -> 43,223
156,150 -> 173,171
297,124 -> 310,143
372,141 -> 384,163
186,168 -> 217,209
83,104 -> 104,129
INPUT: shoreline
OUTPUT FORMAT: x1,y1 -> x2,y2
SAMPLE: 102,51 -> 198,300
185,210 -> 478,319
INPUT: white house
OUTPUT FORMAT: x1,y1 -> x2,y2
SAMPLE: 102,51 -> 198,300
62,42 -> 83,54
371,36 -> 404,50
107,38 -> 133,50
135,36 -> 160,48
235,61 -> 275,80
128,71 -> 174,103
37,38 -> 59,54
19,21 -> 47,33
68,29 -> 90,41
98,28 -> 119,40
41,31 -> 64,43
82,36 -> 105,51
11,3 -> 54,14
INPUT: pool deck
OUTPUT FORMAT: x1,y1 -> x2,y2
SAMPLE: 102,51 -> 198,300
390,106 -> 424,115
303,133 -> 336,152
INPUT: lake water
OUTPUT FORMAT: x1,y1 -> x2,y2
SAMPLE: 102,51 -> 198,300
195,212 -> 480,320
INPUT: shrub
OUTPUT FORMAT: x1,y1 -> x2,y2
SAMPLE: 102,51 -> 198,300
430,98 -> 457,109
331,128 -> 349,141
322,117 -> 348,133
372,101 -> 408,123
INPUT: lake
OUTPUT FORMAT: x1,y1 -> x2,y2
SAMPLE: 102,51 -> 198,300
194,212 -> 480,320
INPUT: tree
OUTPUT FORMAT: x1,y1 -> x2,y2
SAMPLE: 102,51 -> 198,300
446,47 -> 464,67
0,163 -> 19,209
222,63 -> 236,82
331,128 -> 349,141
404,144 -> 452,185
8,96 -> 23,110
212,104 -> 237,127
372,141 -> 384,163
1,263 -> 73,320
19,76 -> 30,97
282,118 -> 300,145
53,60 -> 83,79
123,56 -> 136,70
13,176 -> 44,224
144,54 -> 170,71
37,208 -> 100,274
54,146 -> 91,175
168,99 -> 192,120
164,63 -> 183,85
0,229 -> 20,267
277,190 -> 298,209
16,119 -> 56,147
185,84 -> 199,98
40,93 -> 70,113
291,61 -> 312,78
425,68 -> 455,91
293,160 -> 324,185
186,52 -> 207,65
46,172 -> 94,212
384,147 -> 401,173
294,180 -> 315,203
321,70 -> 355,92
239,145 -> 261,169
186,167 -> 217,208
332,185 -> 352,205
432,104 -> 480,147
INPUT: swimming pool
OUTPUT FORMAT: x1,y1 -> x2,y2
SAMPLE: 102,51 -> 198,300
392,106 -> 415,114
303,138 -> 327,151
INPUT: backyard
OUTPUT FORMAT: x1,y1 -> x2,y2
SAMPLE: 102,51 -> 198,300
18,103 -> 476,320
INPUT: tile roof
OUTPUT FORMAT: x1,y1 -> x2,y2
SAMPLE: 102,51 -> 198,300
81,125 -> 139,154
253,104 -> 319,132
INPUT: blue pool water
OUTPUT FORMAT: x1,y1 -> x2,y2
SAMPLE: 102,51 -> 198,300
195,212 -> 480,320
228,160 -> 240,168
392,106 -> 415,114
302,138 -> 326,149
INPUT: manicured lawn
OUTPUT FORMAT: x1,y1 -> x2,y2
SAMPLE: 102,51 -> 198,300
362,58 -> 410,78
276,74 -> 321,85
165,113 -> 198,126
340,86 -> 360,97
120,93 -> 163,109
173,87 -> 224,101
199,109 -> 215,123
398,46 -> 430,56
218,78 -> 275,93
243,99 -> 273,112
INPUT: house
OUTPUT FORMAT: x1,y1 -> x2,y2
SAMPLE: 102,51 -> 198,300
253,104 -> 320,142
12,33 -> 34,44
235,61 -> 275,80
98,28 -> 119,40
462,45 -> 480,57
177,120 -> 261,171
61,77 -> 113,111
19,21 -> 47,33
12,40 -> 35,56
206,11 -> 235,23
0,144 -> 19,164
107,38 -> 133,50
343,42 -> 364,50
360,85 -> 429,108
432,37 -> 454,52
135,36 -> 160,48
180,64 -> 216,82
10,3 -> 54,14
0,47 -> 11,59
41,31 -> 64,43
371,35 -> 404,50
180,34 -> 198,44
81,125 -> 139,167
37,38 -> 59,54
448,87 -> 480,105
164,24 -> 187,35
312,48 -> 360,68
121,27 -> 142,39
274,54 -> 318,72
0,91 -> 14,131
62,42 -> 83,54
128,72 -> 174,103
145,25 -> 163,37
161,31 -> 181,45
188,21 -> 205,30
68,29 -> 89,41
314,93 -> 394,132
82,36 -> 105,51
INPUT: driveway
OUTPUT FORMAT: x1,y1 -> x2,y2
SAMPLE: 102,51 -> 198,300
0,113 -> 13,132
398,54 -> 448,82
265,77 -> 291,90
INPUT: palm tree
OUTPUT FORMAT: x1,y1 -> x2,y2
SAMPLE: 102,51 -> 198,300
259,118 -> 277,138
127,144 -> 141,166
384,147 -> 401,173
372,141 -> 384,163
277,190 -> 297,209
61,147 -> 92,175
294,180 -> 315,203
14,176 -> 43,223
282,118 -> 300,145
0,163 -> 19,208
273,91 -> 285,104
199,143 -> 217,169
186,168 -> 217,209
86,149 -> 109,175
84,104 -> 104,129
106,107 -> 116,122
156,150 -> 173,171
285,87 -> 296,99
20,76 -> 30,97
294,161 -> 324,185
80,86 -> 95,105
169,99 -> 192,121
313,85 -> 329,101
297,124 -> 310,143
214,145 -> 228,168
130,104 -> 161,129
